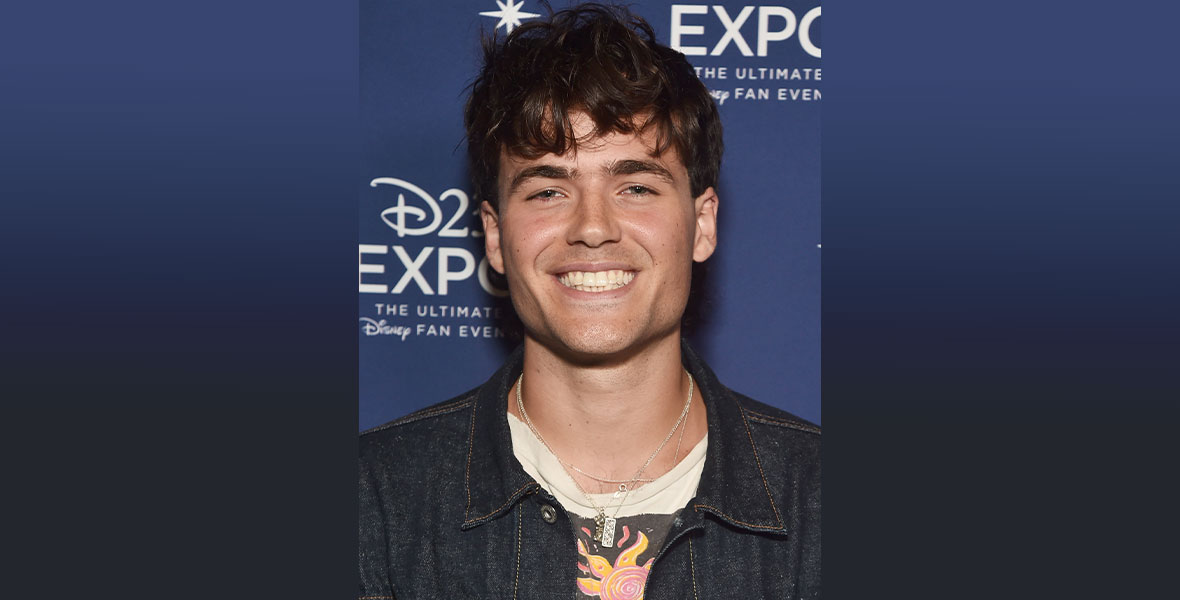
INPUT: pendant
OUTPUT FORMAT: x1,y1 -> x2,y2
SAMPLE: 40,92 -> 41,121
593,513 -> 605,542
600,516 -> 617,548
613,483 -> 627,499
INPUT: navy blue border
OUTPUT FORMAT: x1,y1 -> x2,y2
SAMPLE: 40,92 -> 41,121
3,1 -> 358,596
824,1 -> 1178,596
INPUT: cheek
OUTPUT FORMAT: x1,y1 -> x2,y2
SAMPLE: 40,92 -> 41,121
500,217 -> 556,267
631,215 -> 695,259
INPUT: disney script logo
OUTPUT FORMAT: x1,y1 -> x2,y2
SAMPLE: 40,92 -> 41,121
359,318 -> 412,341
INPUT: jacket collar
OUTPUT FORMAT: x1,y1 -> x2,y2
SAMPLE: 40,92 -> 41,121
681,342 -> 788,534
461,341 -> 786,535
460,345 -> 540,530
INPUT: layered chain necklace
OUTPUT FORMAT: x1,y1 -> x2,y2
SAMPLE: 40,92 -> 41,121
515,370 -> 694,548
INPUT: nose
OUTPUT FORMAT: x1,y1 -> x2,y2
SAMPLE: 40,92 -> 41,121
565,193 -> 622,248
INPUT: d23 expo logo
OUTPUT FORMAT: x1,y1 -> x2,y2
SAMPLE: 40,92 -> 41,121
359,177 -> 506,298
669,5 -> 822,106
670,5 -> 820,58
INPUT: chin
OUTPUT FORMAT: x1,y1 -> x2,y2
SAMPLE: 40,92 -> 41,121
537,322 -> 678,365
556,328 -> 633,358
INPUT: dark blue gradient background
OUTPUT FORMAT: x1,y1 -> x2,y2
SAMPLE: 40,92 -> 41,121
823,1 -> 1179,597
2,1 -> 358,597
3,0 -> 1177,597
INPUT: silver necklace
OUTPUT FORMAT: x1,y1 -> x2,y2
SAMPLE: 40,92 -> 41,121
515,370 -> 693,548
563,403 -> 691,485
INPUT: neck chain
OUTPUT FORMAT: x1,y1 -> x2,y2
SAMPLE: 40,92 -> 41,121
515,369 -> 694,548
563,402 -> 691,484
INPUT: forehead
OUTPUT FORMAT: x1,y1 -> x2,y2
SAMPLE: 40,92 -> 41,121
498,124 -> 687,181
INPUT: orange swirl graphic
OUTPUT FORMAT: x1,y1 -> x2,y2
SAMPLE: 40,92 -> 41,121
599,565 -> 649,600
576,530 -> 654,599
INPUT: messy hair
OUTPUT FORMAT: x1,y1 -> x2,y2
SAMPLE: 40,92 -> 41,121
464,3 -> 724,209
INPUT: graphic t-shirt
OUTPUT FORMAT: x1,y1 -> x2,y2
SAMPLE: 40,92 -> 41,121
507,413 -> 707,599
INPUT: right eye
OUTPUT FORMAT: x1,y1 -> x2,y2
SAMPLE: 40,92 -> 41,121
529,189 -> 564,201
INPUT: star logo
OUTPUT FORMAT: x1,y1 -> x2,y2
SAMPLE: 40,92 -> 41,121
479,0 -> 541,34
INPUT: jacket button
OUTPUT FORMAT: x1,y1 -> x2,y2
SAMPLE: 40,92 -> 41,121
540,504 -> 557,524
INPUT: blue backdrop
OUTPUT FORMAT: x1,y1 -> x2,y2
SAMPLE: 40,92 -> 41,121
360,0 -> 821,429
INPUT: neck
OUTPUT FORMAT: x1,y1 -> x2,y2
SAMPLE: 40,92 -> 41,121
509,334 -> 707,494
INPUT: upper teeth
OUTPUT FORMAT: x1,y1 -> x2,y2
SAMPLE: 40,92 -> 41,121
558,270 -> 635,292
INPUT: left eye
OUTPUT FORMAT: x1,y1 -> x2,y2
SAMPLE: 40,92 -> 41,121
529,189 -> 563,200
623,185 -> 653,195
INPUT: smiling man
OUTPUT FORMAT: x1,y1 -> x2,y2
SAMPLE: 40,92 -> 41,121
359,5 -> 820,599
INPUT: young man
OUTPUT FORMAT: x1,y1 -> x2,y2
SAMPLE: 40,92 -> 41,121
359,5 -> 820,598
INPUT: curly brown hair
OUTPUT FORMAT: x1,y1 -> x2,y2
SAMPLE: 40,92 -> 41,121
464,3 -> 724,210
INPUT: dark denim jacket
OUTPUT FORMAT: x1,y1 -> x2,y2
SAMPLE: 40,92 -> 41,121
359,343 -> 820,599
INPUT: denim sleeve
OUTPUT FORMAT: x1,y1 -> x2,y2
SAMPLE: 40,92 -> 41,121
359,451 -> 395,599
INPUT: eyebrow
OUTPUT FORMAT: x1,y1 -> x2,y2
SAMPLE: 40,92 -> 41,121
507,165 -> 578,195
605,159 -> 675,184
507,159 -> 675,195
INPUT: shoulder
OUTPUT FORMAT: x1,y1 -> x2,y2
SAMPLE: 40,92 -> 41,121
359,388 -> 479,465
729,391 -> 820,477
734,393 -> 821,436
361,391 -> 478,436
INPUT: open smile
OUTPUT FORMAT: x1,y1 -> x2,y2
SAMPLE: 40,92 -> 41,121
556,270 -> 636,293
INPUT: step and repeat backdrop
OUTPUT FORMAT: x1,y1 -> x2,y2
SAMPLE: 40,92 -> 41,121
360,0 -> 821,430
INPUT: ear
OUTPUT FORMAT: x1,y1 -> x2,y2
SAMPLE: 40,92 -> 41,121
691,187 -> 718,263
480,201 -> 506,274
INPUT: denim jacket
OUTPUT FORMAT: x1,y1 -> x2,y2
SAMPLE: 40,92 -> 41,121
359,343 -> 820,599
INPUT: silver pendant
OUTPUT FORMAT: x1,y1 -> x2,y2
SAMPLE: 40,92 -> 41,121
613,483 -> 627,498
600,516 -> 617,548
